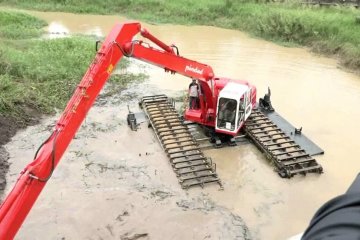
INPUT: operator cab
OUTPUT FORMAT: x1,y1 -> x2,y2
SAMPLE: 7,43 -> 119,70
215,82 -> 252,135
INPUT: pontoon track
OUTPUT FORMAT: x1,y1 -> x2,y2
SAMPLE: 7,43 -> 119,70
140,94 -> 222,189
245,109 -> 323,178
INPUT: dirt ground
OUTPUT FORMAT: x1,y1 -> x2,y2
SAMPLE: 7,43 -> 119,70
0,109 -> 41,198
0,115 -> 20,198
0,145 -> 9,195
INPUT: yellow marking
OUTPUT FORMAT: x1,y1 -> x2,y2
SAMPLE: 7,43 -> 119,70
107,64 -> 114,74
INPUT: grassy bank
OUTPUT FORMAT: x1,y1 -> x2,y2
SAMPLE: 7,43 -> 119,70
0,10 -> 46,39
1,0 -> 359,72
0,10 -> 144,127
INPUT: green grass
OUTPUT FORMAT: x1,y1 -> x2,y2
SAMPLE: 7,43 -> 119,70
1,0 -> 359,71
231,4 -> 360,69
0,37 -> 95,118
0,10 -> 46,39
0,10 -> 144,124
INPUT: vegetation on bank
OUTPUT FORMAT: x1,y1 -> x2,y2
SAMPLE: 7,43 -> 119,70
0,10 -> 46,39
0,10 -> 143,125
1,0 -> 359,72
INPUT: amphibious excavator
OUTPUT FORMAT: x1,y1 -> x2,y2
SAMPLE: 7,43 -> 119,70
0,22 -> 323,239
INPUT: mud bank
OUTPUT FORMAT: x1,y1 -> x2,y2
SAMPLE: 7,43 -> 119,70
0,147 -> 9,196
0,114 -> 38,199
0,110 -> 42,199
0,116 -> 14,196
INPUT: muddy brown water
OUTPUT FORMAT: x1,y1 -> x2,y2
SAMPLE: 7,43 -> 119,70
2,10 -> 360,240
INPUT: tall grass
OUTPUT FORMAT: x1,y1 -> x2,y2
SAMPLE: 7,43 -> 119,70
231,4 -> 360,69
0,37 -> 95,119
0,11 -> 143,124
1,0 -> 359,71
0,10 -> 46,39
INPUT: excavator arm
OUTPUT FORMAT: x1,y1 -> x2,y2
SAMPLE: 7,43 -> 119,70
123,37 -> 214,81
0,21 -> 216,239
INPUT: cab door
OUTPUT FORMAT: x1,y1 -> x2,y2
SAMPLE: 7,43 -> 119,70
244,89 -> 252,121
236,90 -> 251,130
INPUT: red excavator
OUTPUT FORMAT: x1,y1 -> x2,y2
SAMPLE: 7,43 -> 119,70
0,22 -> 323,239
123,26 -> 257,139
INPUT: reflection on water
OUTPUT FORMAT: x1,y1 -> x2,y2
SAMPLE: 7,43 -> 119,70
45,21 -> 103,38
46,21 -> 69,38
18,9 -> 360,240
84,26 -> 103,37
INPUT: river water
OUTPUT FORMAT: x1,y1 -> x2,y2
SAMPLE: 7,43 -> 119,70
4,10 -> 360,240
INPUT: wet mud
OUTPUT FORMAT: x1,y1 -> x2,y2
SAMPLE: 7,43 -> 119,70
0,146 -> 9,197
5,90 -> 251,240
2,9 -> 360,240
0,116 -> 14,197
0,113 -> 41,200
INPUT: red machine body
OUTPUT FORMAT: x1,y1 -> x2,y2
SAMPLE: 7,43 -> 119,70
0,22 -> 256,239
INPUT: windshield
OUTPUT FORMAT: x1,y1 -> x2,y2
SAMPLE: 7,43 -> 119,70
217,97 -> 237,131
